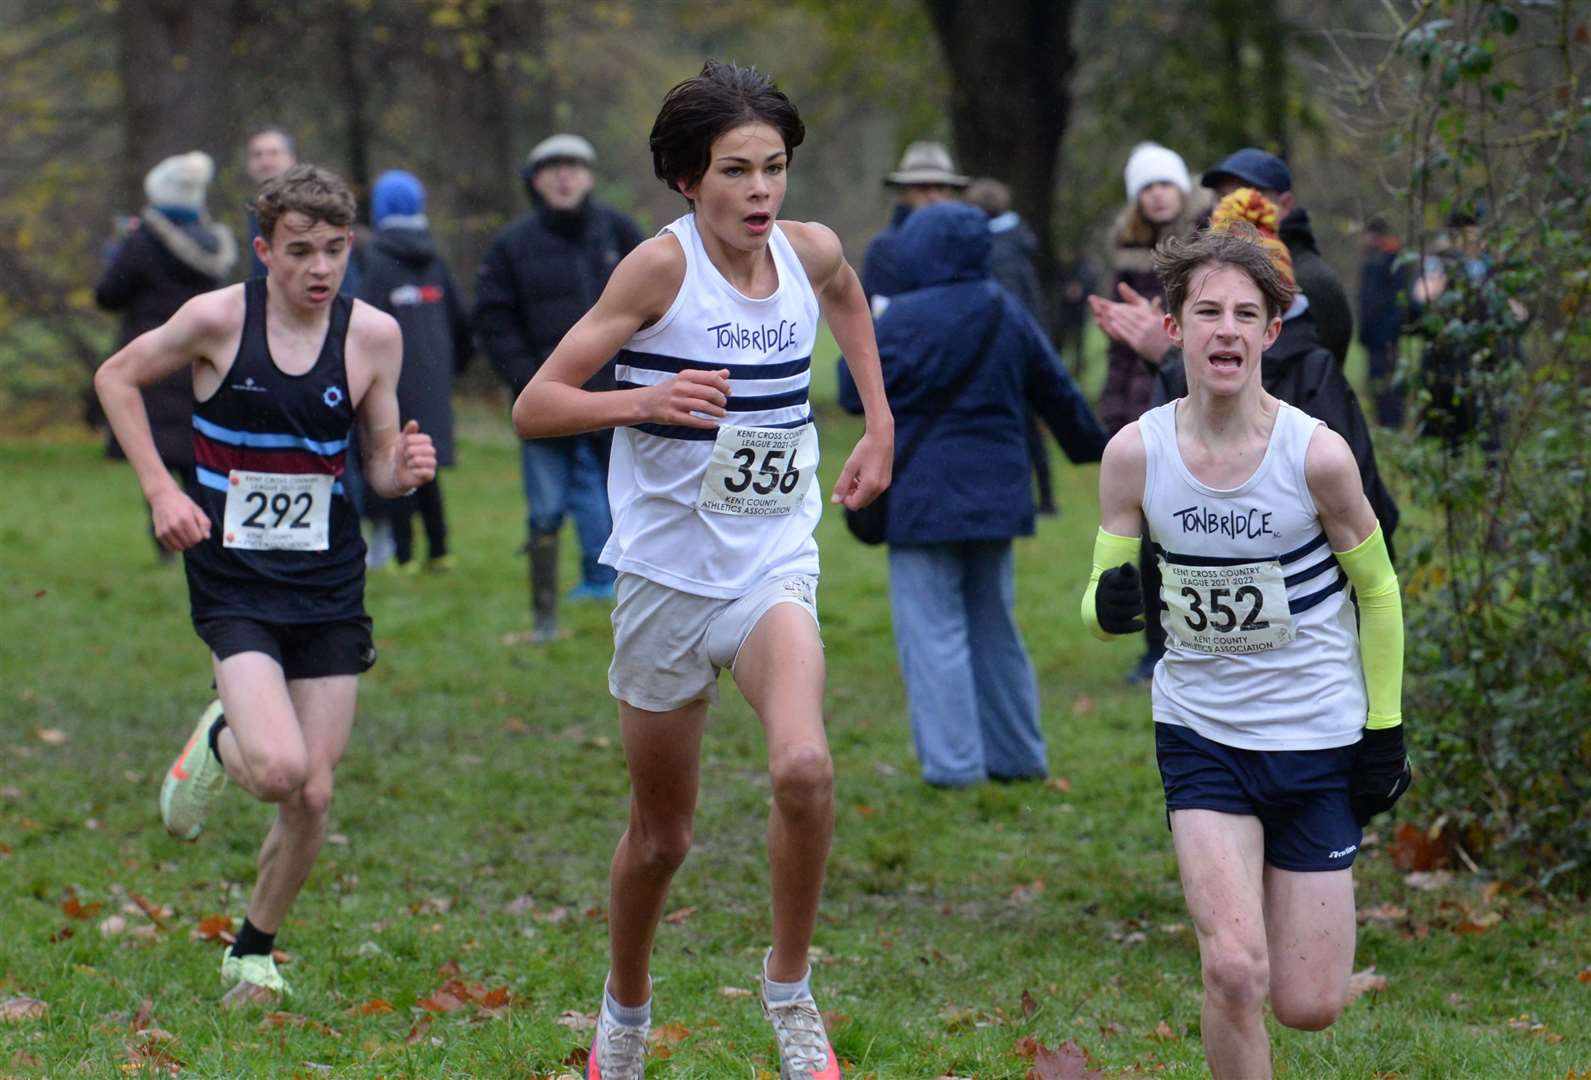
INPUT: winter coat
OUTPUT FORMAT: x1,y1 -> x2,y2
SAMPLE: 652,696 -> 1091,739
1358,239 -> 1408,348
1149,310 -> 1400,554
356,223 -> 471,466
1280,208 -> 1354,366
987,211 -> 1047,330
1097,194 -> 1207,435
473,191 -> 644,397
95,208 -> 237,467
860,203 -> 913,305
839,202 -> 1107,545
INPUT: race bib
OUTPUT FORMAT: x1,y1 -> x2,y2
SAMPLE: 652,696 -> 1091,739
696,424 -> 818,517
1160,557 -> 1295,654
222,470 -> 333,551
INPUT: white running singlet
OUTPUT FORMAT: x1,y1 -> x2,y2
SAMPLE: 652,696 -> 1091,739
1140,399 -> 1367,750
601,213 -> 821,599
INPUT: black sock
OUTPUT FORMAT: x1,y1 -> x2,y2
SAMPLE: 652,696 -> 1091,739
230,917 -> 275,959
207,712 -> 228,765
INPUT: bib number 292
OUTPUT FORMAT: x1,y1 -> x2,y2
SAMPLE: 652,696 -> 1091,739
223,470 -> 333,551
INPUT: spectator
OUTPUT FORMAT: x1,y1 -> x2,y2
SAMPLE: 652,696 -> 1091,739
243,126 -> 296,278
1357,216 -> 1409,429
475,133 -> 645,643
1201,148 -> 1355,365
357,170 -> 472,573
841,202 -> 1107,788
966,175 -> 1058,515
1092,142 -> 1205,436
95,151 -> 237,555
861,141 -> 968,315
1053,253 -> 1097,380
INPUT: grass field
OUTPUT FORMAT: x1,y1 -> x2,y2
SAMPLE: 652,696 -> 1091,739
2,381 -> 1589,1078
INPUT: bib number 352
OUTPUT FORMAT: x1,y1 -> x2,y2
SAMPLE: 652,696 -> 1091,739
697,424 -> 818,517
223,470 -> 333,551
1160,558 -> 1295,654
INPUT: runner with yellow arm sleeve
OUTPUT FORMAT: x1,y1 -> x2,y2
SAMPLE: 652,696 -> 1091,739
1079,221 -> 1410,1080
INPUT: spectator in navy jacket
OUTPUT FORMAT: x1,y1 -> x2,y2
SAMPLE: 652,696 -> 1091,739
840,201 -> 1107,788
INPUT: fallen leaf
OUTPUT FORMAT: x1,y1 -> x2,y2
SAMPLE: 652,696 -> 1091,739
0,997 -> 47,1022
1146,1020 -> 1179,1041
436,959 -> 462,978
1098,1021 -> 1126,1037
1390,822 -> 1451,871
1021,988 -> 1038,1018
1043,776 -> 1072,794
404,1014 -> 433,1044
556,1009 -> 597,1031
650,1022 -> 691,1046
1403,870 -> 1455,891
63,896 -> 103,919
1357,902 -> 1408,925
1577,968 -> 1591,985
413,896 -> 452,916
1346,967 -> 1389,1003
502,717 -> 531,734
854,803 -> 878,817
99,915 -> 128,937
1027,1037 -> 1102,1080
718,985 -> 755,999
193,914 -> 235,941
49,925 -> 74,943
939,1004 -> 979,1031
127,892 -> 172,925
349,998 -> 394,1016
502,894 -> 536,916
35,728 -> 67,745
563,1046 -> 591,1067
664,906 -> 699,925
418,989 -> 466,1013
260,1011 -> 339,1036
1070,695 -> 1095,715
1009,879 -> 1046,903
131,998 -> 155,1032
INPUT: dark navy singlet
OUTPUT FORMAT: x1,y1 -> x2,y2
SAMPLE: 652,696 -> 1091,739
184,278 -> 366,623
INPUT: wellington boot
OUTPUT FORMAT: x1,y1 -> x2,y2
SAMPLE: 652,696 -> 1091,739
529,532 -> 560,644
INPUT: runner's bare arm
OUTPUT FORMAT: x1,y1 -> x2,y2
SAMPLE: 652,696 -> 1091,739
353,307 -> 437,498
1304,426 -> 1378,551
782,220 -> 894,509
93,288 -> 239,550
1099,423 -> 1147,537
513,236 -> 730,438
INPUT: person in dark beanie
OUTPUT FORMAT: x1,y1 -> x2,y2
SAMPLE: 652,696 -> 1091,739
356,169 -> 471,572
475,133 -> 645,643
1201,148 -> 1354,366
96,151 -> 238,554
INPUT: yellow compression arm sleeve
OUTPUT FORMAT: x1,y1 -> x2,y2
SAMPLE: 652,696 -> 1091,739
1336,524 -> 1404,729
1082,527 -> 1144,642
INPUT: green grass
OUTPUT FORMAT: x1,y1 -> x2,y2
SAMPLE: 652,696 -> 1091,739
2,399 -> 1588,1079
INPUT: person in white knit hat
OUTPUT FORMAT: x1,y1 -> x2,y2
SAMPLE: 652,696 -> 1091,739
96,151 -> 237,559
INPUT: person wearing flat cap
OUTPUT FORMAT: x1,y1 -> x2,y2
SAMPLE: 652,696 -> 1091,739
1201,148 -> 1354,366
861,141 -> 969,315
474,133 -> 645,643
96,151 -> 238,551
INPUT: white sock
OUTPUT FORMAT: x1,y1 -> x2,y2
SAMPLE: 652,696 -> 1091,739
762,950 -> 813,1004
604,982 -> 651,1028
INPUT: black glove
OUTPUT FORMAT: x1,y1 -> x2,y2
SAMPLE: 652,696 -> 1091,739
1095,562 -> 1145,635
1350,725 -> 1413,826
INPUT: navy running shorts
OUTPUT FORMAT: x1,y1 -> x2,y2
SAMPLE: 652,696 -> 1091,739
194,616 -> 377,681
1154,721 -> 1361,872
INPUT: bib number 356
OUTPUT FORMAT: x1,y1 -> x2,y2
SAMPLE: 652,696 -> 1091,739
223,470 -> 333,551
697,424 -> 817,517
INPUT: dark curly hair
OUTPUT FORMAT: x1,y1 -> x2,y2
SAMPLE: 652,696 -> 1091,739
1153,223 -> 1296,322
253,164 -> 355,243
649,60 -> 805,200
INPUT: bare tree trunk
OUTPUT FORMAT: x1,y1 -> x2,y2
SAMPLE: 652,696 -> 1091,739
923,0 -> 1076,292
117,0 -> 236,210
332,3 -> 373,221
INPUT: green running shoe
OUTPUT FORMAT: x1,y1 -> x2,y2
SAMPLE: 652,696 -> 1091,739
220,951 -> 290,1001
159,701 -> 228,840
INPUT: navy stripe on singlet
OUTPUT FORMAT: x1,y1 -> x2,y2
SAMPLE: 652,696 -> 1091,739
632,413 -> 814,442
615,380 -> 808,413
616,348 -> 811,382
1154,530 -> 1331,568
1288,570 -> 1348,614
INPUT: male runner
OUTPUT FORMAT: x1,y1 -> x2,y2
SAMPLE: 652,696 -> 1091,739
94,164 -> 435,1005
514,61 -> 892,1080
1080,225 -> 1411,1079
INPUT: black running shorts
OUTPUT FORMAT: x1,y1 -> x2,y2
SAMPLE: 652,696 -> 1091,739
193,616 -> 377,680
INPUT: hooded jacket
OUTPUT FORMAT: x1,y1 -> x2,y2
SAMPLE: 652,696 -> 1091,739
839,202 -> 1107,545
860,202 -> 914,306
95,208 -> 237,467
1280,208 -> 1354,366
356,222 -> 471,466
987,211 -> 1047,330
473,184 -> 644,398
1150,309 -> 1400,553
